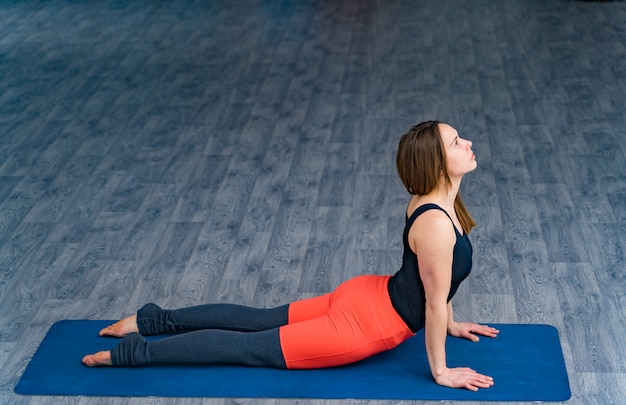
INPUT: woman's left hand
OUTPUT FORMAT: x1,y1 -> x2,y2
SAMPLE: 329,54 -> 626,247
448,322 -> 500,342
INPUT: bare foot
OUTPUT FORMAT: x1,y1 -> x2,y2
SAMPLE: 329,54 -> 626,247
82,351 -> 113,367
99,314 -> 139,337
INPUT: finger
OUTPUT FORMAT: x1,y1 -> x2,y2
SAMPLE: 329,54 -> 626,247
467,376 -> 494,390
474,374 -> 494,385
463,331 -> 480,342
471,380 -> 494,389
476,376 -> 495,387
480,325 -> 500,334
473,325 -> 500,338
473,330 -> 496,338
465,383 -> 479,391
475,373 -> 493,382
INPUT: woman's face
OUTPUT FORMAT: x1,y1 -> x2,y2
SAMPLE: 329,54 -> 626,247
439,123 -> 477,178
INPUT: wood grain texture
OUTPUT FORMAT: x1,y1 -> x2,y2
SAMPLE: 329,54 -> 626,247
1,0 -> 625,404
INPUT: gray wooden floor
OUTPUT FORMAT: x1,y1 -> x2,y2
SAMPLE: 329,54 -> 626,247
1,0 -> 625,404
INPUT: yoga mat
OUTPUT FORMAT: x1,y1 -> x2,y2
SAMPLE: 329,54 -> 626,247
15,321 -> 570,401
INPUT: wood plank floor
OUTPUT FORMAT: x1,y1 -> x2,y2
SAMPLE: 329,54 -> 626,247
1,0 -> 625,404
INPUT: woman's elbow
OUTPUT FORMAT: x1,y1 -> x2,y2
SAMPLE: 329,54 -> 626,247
425,300 -> 448,317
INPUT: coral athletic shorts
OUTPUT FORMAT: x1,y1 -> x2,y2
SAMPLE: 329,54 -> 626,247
279,275 -> 414,369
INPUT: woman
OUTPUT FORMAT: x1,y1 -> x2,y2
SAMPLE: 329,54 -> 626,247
83,121 -> 499,391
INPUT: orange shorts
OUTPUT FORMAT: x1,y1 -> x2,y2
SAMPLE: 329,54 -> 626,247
279,275 -> 414,369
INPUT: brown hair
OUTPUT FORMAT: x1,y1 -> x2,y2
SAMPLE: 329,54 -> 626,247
396,120 -> 476,234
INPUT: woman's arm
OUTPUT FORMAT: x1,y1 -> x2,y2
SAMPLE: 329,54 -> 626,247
410,211 -> 495,390
411,210 -> 457,381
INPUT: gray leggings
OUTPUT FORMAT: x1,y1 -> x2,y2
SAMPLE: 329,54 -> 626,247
110,303 -> 289,368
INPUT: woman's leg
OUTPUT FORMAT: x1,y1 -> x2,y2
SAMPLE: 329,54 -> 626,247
85,291 -> 335,367
102,302 -> 290,337
88,327 -> 286,368
286,292 -> 332,324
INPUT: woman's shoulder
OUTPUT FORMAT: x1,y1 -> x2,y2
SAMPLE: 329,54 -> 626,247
413,206 -> 455,233
406,201 -> 450,223
406,202 -> 457,253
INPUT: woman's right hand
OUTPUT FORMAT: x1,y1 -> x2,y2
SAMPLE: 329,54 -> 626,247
434,367 -> 494,391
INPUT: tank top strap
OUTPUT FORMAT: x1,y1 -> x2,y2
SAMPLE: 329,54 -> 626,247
405,203 -> 454,230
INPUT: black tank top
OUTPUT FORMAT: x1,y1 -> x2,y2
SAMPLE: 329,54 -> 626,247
387,203 -> 473,332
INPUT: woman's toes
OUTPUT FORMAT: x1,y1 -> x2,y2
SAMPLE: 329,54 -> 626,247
99,315 -> 138,337
99,323 -> 122,337
99,325 -> 113,336
82,351 -> 112,367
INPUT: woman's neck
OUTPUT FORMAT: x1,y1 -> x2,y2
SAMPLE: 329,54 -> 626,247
415,178 -> 461,211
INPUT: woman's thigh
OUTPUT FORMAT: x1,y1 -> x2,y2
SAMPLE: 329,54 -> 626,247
287,292 -> 332,324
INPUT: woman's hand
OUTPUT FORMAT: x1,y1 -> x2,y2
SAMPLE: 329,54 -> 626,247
448,322 -> 499,342
434,367 -> 494,391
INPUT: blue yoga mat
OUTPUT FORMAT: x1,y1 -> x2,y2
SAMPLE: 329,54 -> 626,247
15,321 -> 570,401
